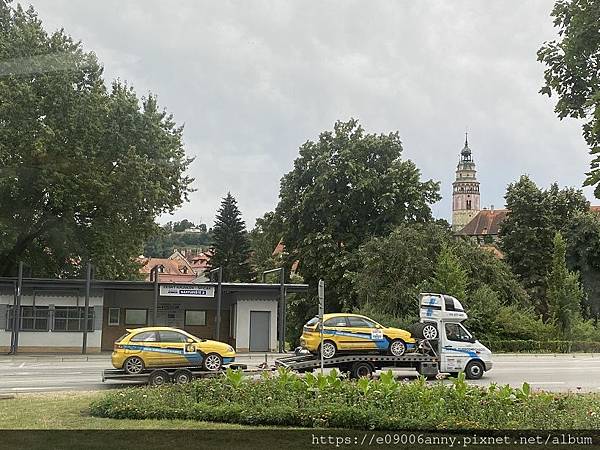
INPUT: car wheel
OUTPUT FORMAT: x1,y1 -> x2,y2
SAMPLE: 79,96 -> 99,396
389,339 -> 407,357
203,353 -> 223,371
123,356 -> 145,374
422,322 -> 439,340
465,361 -> 485,380
173,369 -> 193,384
148,369 -> 170,386
320,340 -> 337,359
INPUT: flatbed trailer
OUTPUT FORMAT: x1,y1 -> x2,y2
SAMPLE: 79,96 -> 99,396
275,353 -> 439,379
102,363 -> 250,386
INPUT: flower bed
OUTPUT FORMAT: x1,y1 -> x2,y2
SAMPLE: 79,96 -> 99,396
91,368 -> 600,430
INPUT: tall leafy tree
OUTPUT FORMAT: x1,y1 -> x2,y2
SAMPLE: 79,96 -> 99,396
538,0 -> 600,196
210,193 -> 252,282
499,176 -> 588,316
429,244 -> 468,301
563,211 -> 600,321
546,232 -> 585,337
248,211 -> 284,279
0,2 -> 193,278
275,119 -> 440,312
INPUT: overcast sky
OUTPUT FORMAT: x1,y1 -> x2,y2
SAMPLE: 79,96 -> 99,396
31,0 -> 594,228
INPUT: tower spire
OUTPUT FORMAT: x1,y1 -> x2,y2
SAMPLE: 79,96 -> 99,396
464,131 -> 468,147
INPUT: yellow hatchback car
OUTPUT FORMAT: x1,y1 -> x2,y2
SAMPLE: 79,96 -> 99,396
112,327 -> 235,374
300,313 -> 416,358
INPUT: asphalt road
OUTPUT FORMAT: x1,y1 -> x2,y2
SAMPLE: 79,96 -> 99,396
0,353 -> 598,394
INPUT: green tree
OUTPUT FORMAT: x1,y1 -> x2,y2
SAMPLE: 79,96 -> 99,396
538,0 -> 600,196
352,222 -> 450,317
0,2 -> 193,278
547,232 -> 585,337
275,119 -> 440,312
563,211 -> 600,321
248,212 -> 284,280
428,244 -> 468,301
172,219 -> 195,232
209,193 -> 252,282
499,176 -> 588,316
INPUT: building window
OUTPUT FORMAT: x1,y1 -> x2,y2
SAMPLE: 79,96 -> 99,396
185,310 -> 206,326
6,306 -> 50,331
125,309 -> 147,325
54,307 -> 94,332
466,200 -> 472,210
108,308 -> 120,326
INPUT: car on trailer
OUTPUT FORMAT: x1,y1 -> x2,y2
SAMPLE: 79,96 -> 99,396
111,326 -> 235,374
300,313 -> 416,358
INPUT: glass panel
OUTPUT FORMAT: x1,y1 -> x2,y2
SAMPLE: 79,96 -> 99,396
108,308 -> 120,325
130,331 -> 157,342
324,317 -> 348,327
347,317 -> 371,328
158,331 -> 187,342
185,310 -> 206,326
125,309 -> 147,325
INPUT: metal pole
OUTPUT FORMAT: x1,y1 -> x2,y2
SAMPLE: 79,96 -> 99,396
153,267 -> 159,325
280,269 -> 286,353
82,261 -> 91,354
215,267 -> 222,340
12,262 -> 23,355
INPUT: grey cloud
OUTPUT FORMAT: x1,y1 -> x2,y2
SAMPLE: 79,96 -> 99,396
29,0 -> 596,228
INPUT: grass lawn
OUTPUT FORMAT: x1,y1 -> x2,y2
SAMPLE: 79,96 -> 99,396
0,391 -> 250,429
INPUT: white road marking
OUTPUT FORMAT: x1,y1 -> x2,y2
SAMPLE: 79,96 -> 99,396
527,381 -> 565,385
18,363 -> 25,368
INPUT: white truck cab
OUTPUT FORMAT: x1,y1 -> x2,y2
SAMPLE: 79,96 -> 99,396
419,293 -> 493,379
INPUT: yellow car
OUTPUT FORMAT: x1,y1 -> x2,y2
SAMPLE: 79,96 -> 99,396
300,313 -> 416,358
112,327 -> 235,374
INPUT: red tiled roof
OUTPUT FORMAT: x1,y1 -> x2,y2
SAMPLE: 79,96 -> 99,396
458,209 -> 509,236
138,257 -> 196,282
272,239 -> 285,256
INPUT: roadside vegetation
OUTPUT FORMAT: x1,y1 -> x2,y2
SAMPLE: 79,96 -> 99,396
91,368 -> 600,430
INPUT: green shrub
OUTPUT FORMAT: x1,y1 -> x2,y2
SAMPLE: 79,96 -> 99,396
90,369 -> 600,430
483,339 -> 600,353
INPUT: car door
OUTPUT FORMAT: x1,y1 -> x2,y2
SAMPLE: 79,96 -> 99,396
441,322 -> 474,373
128,331 -> 162,367
322,316 -> 352,350
157,330 -> 190,366
346,316 -> 380,350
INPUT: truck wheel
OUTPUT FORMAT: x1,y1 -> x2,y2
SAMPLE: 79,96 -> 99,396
148,369 -> 170,386
320,341 -> 337,359
465,361 -> 484,380
123,356 -> 145,374
173,369 -> 193,384
389,339 -> 407,356
203,353 -> 223,371
351,362 -> 374,379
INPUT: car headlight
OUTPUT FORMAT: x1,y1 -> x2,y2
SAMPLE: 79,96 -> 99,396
227,346 -> 234,353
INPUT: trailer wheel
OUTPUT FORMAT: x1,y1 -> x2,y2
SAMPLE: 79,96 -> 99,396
389,339 -> 407,357
203,353 -> 223,371
173,369 -> 193,384
123,356 -> 145,374
148,369 -> 170,386
350,362 -> 374,379
465,361 -> 484,380
320,341 -> 337,359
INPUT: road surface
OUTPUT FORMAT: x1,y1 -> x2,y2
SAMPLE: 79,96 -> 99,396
0,353 -> 598,393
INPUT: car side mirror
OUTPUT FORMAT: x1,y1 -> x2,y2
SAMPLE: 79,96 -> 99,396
469,337 -> 476,343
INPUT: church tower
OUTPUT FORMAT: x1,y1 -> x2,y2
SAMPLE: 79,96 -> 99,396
452,134 -> 480,232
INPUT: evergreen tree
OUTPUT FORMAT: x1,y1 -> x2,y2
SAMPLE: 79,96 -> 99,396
429,244 -> 468,300
210,193 -> 252,281
547,232 -> 584,337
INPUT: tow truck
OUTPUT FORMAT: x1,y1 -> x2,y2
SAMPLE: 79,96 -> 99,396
275,293 -> 493,380
101,293 -> 492,385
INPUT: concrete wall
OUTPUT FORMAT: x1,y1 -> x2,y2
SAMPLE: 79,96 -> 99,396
0,290 -> 103,353
235,295 -> 278,352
